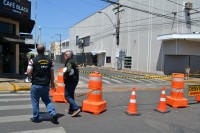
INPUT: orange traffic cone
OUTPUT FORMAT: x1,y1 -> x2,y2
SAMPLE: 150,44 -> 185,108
166,73 -> 188,108
195,95 -> 200,102
49,88 -> 56,97
82,71 -> 107,115
125,88 -> 140,116
154,86 -> 170,113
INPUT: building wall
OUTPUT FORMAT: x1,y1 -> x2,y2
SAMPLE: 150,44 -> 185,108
69,0 -> 200,73
0,17 -> 20,73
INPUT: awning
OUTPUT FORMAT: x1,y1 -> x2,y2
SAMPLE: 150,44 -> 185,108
0,35 -> 24,44
91,50 -> 106,55
157,33 -> 200,42
19,19 -> 35,33
0,35 -> 35,49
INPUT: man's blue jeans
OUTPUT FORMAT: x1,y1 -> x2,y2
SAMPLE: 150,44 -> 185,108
64,81 -> 79,112
30,84 -> 56,120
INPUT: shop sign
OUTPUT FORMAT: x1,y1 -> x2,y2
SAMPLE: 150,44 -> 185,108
188,85 -> 200,96
0,0 -> 31,19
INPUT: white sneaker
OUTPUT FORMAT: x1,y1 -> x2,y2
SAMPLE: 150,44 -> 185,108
71,109 -> 81,117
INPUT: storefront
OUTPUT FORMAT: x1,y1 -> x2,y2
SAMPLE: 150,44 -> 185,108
157,33 -> 200,75
0,0 -> 35,74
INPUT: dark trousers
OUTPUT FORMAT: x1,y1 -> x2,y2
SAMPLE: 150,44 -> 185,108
64,81 -> 79,111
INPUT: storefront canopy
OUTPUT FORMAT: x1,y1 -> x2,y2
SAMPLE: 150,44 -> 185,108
0,35 -> 35,50
157,33 -> 200,42
91,50 -> 106,55
0,35 -> 24,44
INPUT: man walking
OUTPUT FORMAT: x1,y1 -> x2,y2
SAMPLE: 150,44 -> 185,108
27,44 -> 58,123
63,50 -> 81,117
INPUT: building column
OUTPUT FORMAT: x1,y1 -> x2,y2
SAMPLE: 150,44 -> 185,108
16,44 -> 19,74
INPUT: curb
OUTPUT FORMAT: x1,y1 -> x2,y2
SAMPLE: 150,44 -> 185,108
9,82 -> 31,91
0,82 -> 15,91
0,82 -> 31,91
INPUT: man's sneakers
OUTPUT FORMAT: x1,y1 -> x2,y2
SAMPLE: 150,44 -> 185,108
51,114 -> 59,124
71,108 -> 81,117
30,118 -> 41,123
65,109 -> 73,115
30,115 -> 58,124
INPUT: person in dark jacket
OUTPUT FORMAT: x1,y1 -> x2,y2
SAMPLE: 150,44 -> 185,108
63,50 -> 80,117
27,44 -> 58,123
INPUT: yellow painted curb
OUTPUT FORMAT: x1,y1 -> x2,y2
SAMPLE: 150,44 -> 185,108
10,82 -> 31,91
0,82 -> 14,91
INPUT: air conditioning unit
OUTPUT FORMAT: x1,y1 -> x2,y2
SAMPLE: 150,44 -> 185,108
183,2 -> 192,10
79,39 -> 84,44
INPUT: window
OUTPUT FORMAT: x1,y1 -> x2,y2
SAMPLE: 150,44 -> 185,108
124,56 -> 132,69
83,36 -> 90,46
106,56 -> 111,63
0,22 -> 16,35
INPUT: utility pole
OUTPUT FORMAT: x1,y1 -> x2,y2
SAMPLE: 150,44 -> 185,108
115,3 -> 120,47
55,34 -> 62,63
34,0 -> 37,50
114,3 -> 121,70
101,0 -> 123,70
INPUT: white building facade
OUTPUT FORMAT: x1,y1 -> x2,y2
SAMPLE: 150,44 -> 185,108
69,0 -> 200,74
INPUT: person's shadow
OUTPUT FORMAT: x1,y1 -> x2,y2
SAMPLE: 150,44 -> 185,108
39,112 -> 65,124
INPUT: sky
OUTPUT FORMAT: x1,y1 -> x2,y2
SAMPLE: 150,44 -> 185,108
30,0 -> 112,50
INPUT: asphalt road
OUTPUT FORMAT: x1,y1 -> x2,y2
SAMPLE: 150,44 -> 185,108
1,87 -> 200,133
0,63 -> 200,133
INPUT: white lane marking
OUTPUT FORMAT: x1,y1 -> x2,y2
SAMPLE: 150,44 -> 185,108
0,93 -> 30,97
0,115 -> 32,123
103,76 -> 122,83
0,98 -> 30,102
79,76 -> 88,81
11,127 -> 66,133
0,104 -> 45,111
130,79 -> 143,83
102,79 -> 111,84
114,78 -> 131,83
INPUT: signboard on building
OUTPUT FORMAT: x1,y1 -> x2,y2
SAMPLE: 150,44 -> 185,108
0,0 -> 31,19
188,85 -> 200,96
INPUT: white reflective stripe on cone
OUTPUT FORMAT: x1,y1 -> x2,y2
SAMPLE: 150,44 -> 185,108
90,90 -> 101,94
160,98 -> 166,101
130,99 -> 136,103
162,90 -> 165,94
172,78 -> 184,81
57,83 -> 65,86
58,72 -> 63,76
131,91 -> 136,95
89,77 -> 102,81
173,88 -> 184,92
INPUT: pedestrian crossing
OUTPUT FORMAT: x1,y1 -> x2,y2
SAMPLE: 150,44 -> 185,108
78,75 -> 169,84
0,92 -> 66,133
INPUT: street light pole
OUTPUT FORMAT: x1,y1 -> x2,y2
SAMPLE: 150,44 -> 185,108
98,10 -> 121,70
38,26 -> 41,44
